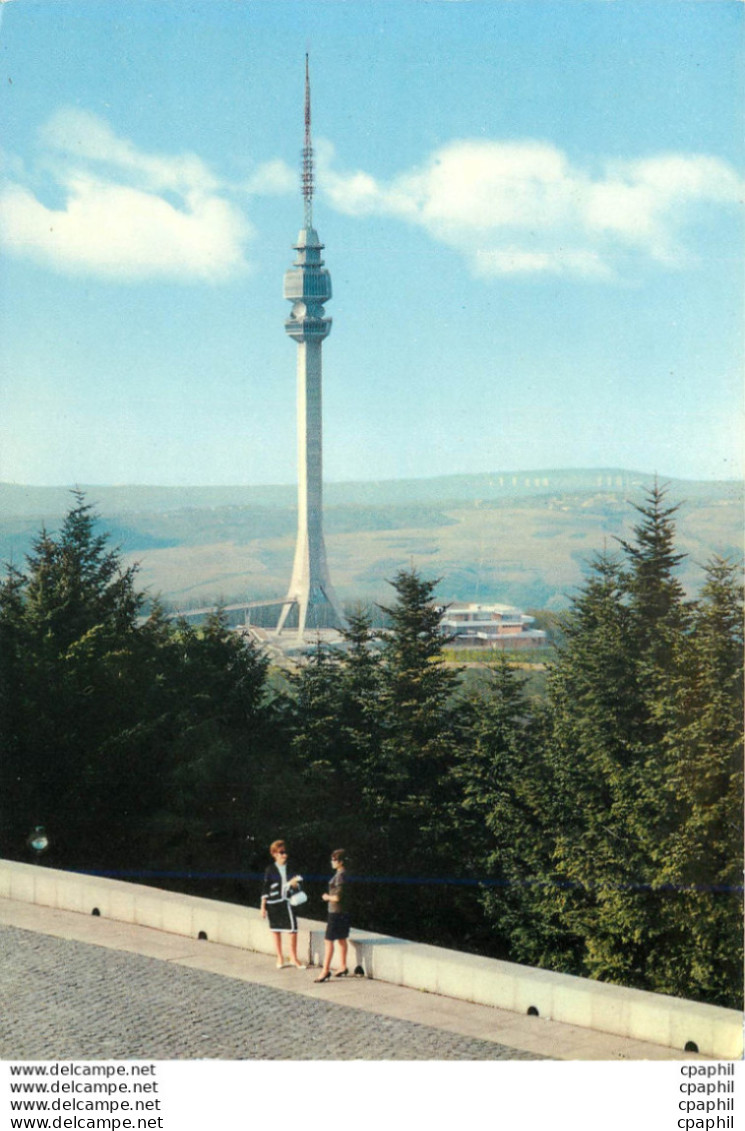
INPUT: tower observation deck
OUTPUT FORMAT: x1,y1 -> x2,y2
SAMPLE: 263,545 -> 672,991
276,57 -> 344,637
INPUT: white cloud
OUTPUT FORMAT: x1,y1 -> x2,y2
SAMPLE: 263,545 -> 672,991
242,158 -> 296,196
319,138 -> 743,280
0,176 -> 251,282
0,109 -> 259,282
3,110 -> 740,285
474,247 -> 611,280
39,108 -> 222,197
584,153 -> 743,262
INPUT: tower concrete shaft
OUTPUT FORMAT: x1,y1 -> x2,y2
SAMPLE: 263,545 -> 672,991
276,71 -> 344,637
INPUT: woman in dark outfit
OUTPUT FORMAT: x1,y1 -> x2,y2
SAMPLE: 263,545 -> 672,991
315,848 -> 351,983
260,839 -> 306,969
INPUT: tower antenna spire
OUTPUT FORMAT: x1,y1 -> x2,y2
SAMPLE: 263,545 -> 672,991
302,53 -> 314,228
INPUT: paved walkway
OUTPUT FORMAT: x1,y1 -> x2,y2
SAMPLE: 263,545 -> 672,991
0,898 -> 705,1061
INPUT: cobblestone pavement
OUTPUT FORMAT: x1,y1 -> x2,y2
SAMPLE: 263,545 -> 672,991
1,926 -> 543,1061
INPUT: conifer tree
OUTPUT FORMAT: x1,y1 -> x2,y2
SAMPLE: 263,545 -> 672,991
147,609 -> 275,890
0,566 -> 33,851
375,570 -> 460,842
336,606 -> 383,773
542,486 -> 694,988
617,482 -> 688,661
531,551 -> 645,977
458,656 -> 560,961
0,493 -> 147,863
0,495 -> 275,882
650,557 -> 744,1007
283,612 -> 383,869
283,640 -> 347,854
508,484 -> 742,1005
356,569 -> 468,940
24,491 -> 141,650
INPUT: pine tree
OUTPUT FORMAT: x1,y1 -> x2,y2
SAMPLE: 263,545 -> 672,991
282,613 -> 383,870
523,485 -> 741,1003
0,493 -> 147,863
375,570 -> 460,842
336,606 -> 383,773
0,495 -> 275,883
542,487 -> 695,989
150,607 -> 275,886
535,551 -> 645,978
283,640 -> 348,854
458,656 -> 559,961
0,566 -> 34,851
356,569 -> 469,941
24,491 -> 141,650
650,557 -> 744,1007
617,481 -> 687,659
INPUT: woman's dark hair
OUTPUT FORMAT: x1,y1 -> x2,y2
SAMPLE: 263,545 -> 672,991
331,848 -> 346,864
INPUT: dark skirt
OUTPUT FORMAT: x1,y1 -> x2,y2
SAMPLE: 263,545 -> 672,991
325,912 -> 351,941
267,900 -> 297,933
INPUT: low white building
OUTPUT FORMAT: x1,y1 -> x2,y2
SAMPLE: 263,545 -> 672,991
439,602 -> 548,650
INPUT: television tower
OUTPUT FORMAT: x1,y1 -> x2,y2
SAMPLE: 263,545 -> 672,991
276,56 -> 344,636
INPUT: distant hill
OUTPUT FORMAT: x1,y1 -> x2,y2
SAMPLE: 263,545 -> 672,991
1,470 -> 741,612
0,467 -> 738,516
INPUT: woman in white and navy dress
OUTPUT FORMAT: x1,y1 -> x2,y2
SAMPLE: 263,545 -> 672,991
260,839 -> 306,969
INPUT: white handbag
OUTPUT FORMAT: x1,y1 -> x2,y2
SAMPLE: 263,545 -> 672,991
289,876 -> 308,907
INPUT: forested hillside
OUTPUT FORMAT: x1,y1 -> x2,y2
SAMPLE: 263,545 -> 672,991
0,487 -> 741,1009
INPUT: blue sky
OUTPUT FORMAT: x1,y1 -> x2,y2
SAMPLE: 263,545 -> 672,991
0,0 -> 742,487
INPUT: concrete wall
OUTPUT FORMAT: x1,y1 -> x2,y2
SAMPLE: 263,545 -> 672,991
2,859 -> 741,1059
